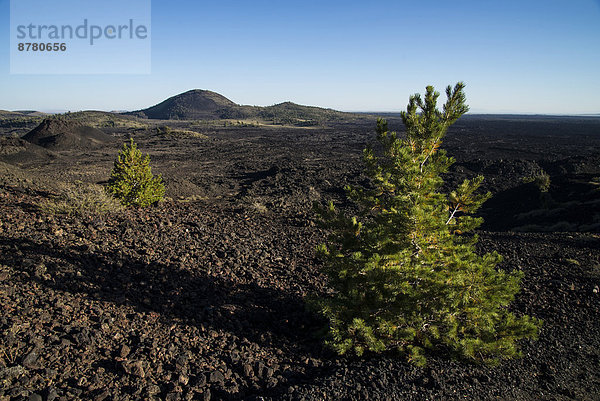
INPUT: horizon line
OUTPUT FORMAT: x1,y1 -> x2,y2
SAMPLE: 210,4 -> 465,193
12,108 -> 600,118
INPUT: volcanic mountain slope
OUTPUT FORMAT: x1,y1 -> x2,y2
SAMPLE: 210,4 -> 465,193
129,89 -> 356,124
22,118 -> 115,151
0,137 -> 56,166
130,90 -> 239,120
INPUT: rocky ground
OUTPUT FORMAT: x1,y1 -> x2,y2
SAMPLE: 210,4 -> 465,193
1,116 -> 600,400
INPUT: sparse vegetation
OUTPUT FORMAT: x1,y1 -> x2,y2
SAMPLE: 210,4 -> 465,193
314,83 -> 541,365
158,125 -> 207,138
522,170 -> 551,192
251,201 -> 269,213
158,125 -> 172,135
106,139 -> 165,207
40,181 -> 123,216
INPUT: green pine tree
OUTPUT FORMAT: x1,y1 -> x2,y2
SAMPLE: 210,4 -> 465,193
314,83 -> 540,365
106,139 -> 165,208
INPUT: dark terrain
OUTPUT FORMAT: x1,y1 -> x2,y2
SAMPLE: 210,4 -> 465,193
1,108 -> 600,401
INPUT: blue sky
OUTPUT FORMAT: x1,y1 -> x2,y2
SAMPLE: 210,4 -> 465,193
1,0 -> 599,114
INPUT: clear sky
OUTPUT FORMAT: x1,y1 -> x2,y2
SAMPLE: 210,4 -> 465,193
1,0 -> 599,114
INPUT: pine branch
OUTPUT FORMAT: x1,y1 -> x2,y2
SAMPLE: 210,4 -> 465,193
446,203 -> 461,225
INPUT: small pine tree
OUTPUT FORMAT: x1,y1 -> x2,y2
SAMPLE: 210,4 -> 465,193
106,139 -> 165,208
314,83 -> 540,365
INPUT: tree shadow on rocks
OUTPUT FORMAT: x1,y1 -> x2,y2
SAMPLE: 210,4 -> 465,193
0,234 -> 327,358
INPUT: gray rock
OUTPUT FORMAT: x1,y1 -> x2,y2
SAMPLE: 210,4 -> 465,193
179,373 -> 189,385
93,391 -> 110,401
22,350 -> 39,369
243,363 -> 254,378
165,393 -> 181,401
119,344 -> 131,358
209,370 -> 224,385
146,384 -> 161,395
123,360 -> 145,378
46,388 -> 59,401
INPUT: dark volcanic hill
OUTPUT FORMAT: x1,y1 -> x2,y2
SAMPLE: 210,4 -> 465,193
0,137 -> 55,165
129,89 -> 357,124
130,89 -> 239,120
23,118 -> 115,150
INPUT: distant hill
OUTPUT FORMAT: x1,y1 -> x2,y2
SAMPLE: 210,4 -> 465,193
129,90 -> 239,120
258,102 -> 350,125
23,118 -> 115,150
0,110 -> 28,118
0,110 -> 49,118
14,110 -> 50,117
57,111 -> 149,130
129,89 -> 359,125
0,111 -> 46,135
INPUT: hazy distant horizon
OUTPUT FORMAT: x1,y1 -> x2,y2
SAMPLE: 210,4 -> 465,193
15,103 -> 600,116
